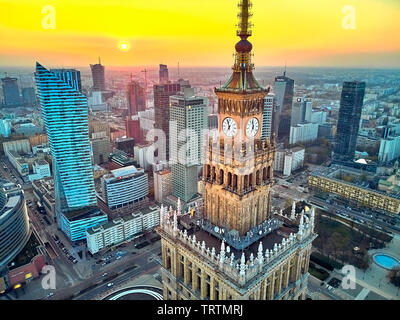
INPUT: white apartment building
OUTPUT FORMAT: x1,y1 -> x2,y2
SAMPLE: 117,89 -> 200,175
289,122 -> 319,145
86,205 -> 160,254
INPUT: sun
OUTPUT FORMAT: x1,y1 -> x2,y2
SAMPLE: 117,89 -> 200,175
119,41 -> 129,51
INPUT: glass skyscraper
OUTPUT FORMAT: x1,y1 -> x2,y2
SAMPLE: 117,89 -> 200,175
333,81 -> 366,161
1,76 -> 22,107
274,71 -> 294,145
35,62 -> 107,242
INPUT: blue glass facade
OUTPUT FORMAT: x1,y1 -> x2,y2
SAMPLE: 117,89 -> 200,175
35,62 -> 106,242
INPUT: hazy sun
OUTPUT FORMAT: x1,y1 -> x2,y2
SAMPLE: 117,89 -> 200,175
119,42 -> 129,51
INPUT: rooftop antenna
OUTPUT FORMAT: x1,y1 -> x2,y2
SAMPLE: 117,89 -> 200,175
284,61 -> 287,77
178,62 -> 180,79
98,56 -> 101,65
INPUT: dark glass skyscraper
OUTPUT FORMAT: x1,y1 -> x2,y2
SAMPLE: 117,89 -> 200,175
1,76 -> 22,107
333,81 -> 366,160
90,59 -> 105,91
274,71 -> 294,145
35,62 -> 107,242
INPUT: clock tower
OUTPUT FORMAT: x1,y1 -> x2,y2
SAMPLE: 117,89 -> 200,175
203,0 -> 275,238
157,0 -> 316,301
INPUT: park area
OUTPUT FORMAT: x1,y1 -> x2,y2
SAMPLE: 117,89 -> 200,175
312,209 -> 392,272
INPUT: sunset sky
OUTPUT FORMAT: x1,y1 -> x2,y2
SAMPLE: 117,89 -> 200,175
0,0 -> 399,68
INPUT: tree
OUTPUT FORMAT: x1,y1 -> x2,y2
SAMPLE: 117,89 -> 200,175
387,267 -> 400,287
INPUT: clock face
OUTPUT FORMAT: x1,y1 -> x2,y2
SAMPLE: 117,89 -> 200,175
222,117 -> 237,137
246,117 -> 259,137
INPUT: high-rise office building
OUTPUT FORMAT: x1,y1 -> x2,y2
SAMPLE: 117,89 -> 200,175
291,97 -> 312,127
127,80 -> 146,116
274,70 -> 294,145
261,93 -> 274,141
333,81 -> 366,161
35,63 -> 107,242
158,0 -> 316,301
1,77 -> 22,107
169,88 -> 207,202
90,58 -> 106,91
159,64 -> 169,84
154,82 -> 181,162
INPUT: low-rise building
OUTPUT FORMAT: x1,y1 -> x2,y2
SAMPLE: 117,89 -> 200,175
309,166 -> 400,215
86,205 -> 160,254
32,177 -> 55,220
28,159 -> 51,182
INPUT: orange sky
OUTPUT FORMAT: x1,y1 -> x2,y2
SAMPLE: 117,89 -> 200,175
0,0 -> 399,68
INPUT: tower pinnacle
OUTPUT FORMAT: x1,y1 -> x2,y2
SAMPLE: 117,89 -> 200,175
237,0 -> 253,39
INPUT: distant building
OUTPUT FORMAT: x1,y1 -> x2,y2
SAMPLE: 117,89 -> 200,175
159,64 -> 169,84
274,147 -> 305,176
0,119 -> 11,138
154,169 -> 172,203
125,117 -> 141,144
379,136 -> 400,164
90,59 -> 105,91
21,87 -> 36,107
291,98 -> 312,127
115,137 -> 135,156
208,114 -> 218,130
86,205 -> 160,255
154,82 -> 181,161
261,93 -> 274,141
1,77 -> 22,107
91,137 -> 111,165
127,80 -> 146,116
109,150 -> 136,168
274,71 -> 294,144
333,81 -> 366,161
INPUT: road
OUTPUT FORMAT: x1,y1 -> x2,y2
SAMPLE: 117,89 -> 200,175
309,195 -> 400,235
47,242 -> 162,300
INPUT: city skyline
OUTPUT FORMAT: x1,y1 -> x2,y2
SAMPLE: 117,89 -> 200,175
0,0 -> 400,68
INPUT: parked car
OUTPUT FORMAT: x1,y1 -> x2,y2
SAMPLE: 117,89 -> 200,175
107,283 -> 114,287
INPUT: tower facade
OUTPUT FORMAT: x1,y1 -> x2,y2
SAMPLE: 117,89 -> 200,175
157,0 -> 316,301
333,81 -> 366,161
154,82 -> 181,162
274,72 -> 294,145
35,63 -> 107,241
159,64 -> 169,84
170,88 -> 207,202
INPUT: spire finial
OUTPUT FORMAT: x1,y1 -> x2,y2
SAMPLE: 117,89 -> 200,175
237,0 -> 252,39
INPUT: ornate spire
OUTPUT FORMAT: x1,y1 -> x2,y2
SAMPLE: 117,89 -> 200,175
237,0 -> 253,39
216,0 -> 266,93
